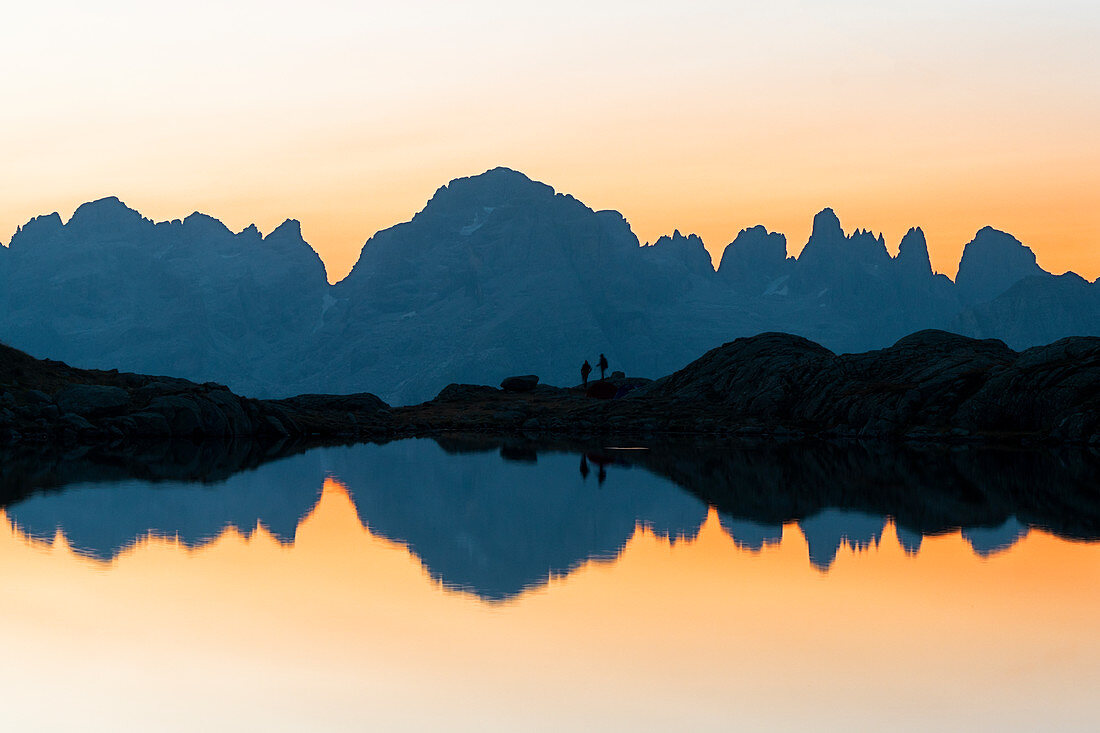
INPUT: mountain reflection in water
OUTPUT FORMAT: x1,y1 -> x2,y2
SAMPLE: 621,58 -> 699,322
2,438 -> 1100,732
4,438 -> 1098,598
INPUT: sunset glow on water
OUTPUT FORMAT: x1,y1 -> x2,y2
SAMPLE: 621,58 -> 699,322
0,442 -> 1097,731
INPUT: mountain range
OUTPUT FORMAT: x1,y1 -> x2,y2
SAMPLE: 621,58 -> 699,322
2,167 -> 1096,404
7,439 -> 1082,597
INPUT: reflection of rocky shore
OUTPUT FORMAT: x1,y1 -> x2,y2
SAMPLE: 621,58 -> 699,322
2,438 -> 1099,596
0,437 -> 317,506
626,440 -> 1100,544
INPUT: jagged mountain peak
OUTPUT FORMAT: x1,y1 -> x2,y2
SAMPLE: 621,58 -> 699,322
420,167 -> 557,218
645,230 -> 713,275
810,207 -> 843,241
895,226 -> 932,276
266,218 -> 304,241
798,208 -> 889,270
68,196 -> 145,228
8,212 -> 64,250
180,211 -> 232,236
650,230 -> 704,248
717,225 -> 789,287
956,226 -> 1046,302
238,223 -> 262,240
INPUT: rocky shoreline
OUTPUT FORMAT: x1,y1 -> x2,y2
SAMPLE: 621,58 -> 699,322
3,329 -> 1100,447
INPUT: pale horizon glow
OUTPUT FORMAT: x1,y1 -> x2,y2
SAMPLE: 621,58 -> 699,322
3,1 -> 1098,282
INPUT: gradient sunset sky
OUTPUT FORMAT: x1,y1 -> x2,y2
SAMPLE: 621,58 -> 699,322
4,1 -> 1098,282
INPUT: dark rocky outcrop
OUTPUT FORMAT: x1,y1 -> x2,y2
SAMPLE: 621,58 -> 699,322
396,330 -> 1100,444
0,341 -> 389,445
4,329 -> 1100,447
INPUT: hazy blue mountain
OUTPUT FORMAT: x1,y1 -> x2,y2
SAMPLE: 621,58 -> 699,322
1,167 -> 1095,403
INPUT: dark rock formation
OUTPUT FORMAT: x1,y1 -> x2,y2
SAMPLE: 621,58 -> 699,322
586,381 -> 617,400
633,329 -> 1100,442
4,324 -> 1100,447
0,341 -> 389,445
501,375 -> 539,392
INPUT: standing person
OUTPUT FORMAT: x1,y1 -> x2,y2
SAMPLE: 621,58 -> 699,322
598,353 -> 609,380
581,360 -> 592,386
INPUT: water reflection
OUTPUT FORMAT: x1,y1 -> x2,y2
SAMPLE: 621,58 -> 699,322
3,439 -> 1098,598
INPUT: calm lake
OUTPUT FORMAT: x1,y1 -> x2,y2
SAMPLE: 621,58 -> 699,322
1,438 -> 1098,731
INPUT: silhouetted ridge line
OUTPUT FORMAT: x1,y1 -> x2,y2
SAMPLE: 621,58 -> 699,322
1,167 -> 1096,403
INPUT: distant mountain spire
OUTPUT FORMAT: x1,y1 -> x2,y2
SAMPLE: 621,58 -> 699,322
895,227 -> 932,277
647,230 -> 713,276
809,207 -> 844,245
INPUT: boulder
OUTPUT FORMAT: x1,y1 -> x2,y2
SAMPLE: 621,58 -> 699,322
60,413 -> 96,432
55,384 -> 130,415
125,412 -> 173,437
21,389 -> 51,405
435,384 -> 500,401
204,389 -> 252,435
146,395 -> 204,437
586,381 -> 617,400
501,375 -> 539,392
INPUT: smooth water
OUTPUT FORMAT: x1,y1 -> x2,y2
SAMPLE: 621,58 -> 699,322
1,439 -> 1098,731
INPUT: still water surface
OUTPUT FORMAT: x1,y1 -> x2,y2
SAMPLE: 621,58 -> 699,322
1,439 -> 1098,731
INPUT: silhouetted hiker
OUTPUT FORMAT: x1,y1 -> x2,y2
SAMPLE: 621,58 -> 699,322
581,360 -> 592,386
598,464 -> 607,485
580,455 -> 590,480
598,353 -> 608,380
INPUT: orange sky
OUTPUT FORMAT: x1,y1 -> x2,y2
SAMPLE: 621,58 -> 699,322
0,479 -> 1096,730
2,2 -> 1098,282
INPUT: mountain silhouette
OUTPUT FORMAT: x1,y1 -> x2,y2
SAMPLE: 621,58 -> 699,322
6,439 -> 1094,598
1,167 -> 1095,403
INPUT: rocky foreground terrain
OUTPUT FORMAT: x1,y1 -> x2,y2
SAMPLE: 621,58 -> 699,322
3,328 -> 1100,446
